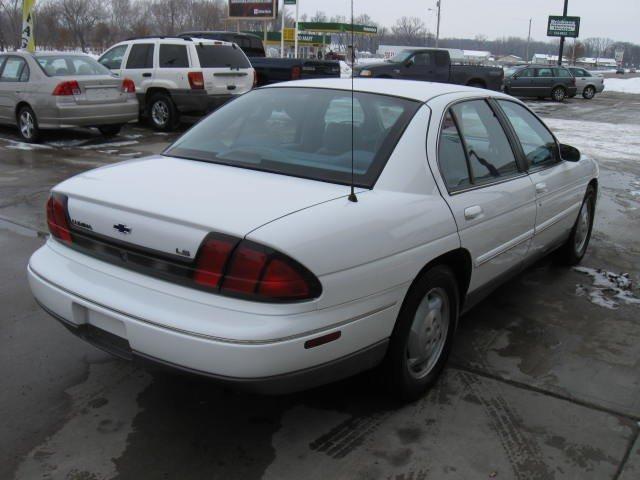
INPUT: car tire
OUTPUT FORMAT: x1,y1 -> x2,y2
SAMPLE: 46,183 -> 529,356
16,105 -> 41,143
98,124 -> 123,137
380,265 -> 459,402
551,86 -> 566,102
558,185 -> 596,266
148,93 -> 178,131
582,86 -> 596,100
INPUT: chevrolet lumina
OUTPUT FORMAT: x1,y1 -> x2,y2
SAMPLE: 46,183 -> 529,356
28,79 -> 598,400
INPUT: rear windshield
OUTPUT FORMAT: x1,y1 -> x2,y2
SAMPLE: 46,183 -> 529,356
165,88 -> 420,188
35,55 -> 110,76
195,44 -> 251,68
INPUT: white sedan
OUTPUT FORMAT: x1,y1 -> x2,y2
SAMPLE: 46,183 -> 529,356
28,79 -> 598,400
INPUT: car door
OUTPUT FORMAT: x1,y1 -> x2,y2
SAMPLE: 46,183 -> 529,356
508,67 -> 534,96
532,67 -> 554,96
570,68 -> 587,91
433,99 -> 536,293
495,99 -> 586,255
400,52 -> 434,81
98,43 -> 129,77
0,56 -> 29,123
0,55 -> 8,122
122,43 -> 155,92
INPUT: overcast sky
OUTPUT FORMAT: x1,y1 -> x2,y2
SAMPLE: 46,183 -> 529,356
292,0 -> 640,44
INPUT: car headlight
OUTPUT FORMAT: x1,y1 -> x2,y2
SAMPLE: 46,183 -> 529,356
359,69 -> 373,77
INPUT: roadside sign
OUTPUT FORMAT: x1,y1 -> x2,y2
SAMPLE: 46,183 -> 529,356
547,16 -> 580,38
615,48 -> 625,63
284,0 -> 296,4
283,28 -> 295,42
228,0 -> 278,20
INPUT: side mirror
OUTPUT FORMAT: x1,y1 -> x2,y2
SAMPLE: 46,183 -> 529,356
405,58 -> 414,68
560,143 -> 581,162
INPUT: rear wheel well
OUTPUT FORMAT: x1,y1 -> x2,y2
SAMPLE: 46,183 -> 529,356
145,87 -> 172,105
411,249 -> 472,309
15,101 -> 32,119
588,178 -> 598,195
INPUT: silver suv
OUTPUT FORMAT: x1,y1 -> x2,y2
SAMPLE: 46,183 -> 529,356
99,36 -> 255,131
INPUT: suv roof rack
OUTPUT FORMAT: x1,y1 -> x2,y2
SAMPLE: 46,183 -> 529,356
125,36 -> 192,41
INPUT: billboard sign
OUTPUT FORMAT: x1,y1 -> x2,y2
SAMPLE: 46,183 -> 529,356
229,0 -> 277,19
547,16 -> 580,38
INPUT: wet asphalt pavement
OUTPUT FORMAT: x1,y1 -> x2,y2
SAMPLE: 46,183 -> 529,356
1,92 -> 639,480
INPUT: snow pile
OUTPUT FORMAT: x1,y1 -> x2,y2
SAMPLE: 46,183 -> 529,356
574,267 -> 640,309
604,77 -> 640,94
339,61 -> 352,79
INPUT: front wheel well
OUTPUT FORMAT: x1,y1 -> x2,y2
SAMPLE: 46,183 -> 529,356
411,249 -> 473,310
466,79 -> 486,88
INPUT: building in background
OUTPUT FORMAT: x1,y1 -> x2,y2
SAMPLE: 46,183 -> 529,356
575,57 -> 618,69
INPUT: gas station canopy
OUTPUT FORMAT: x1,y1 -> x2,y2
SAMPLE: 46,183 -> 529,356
298,22 -> 378,35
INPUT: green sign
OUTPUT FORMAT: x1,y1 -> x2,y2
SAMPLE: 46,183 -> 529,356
298,22 -> 378,35
284,0 -> 296,4
246,31 -> 326,45
547,16 -> 580,38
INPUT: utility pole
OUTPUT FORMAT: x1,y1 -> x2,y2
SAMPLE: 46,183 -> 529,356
435,0 -> 441,48
294,0 -> 299,58
281,0 -> 286,58
526,18 -> 532,63
557,0 -> 568,65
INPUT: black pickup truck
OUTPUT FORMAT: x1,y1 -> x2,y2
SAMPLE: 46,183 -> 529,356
353,48 -> 504,91
179,31 -> 340,86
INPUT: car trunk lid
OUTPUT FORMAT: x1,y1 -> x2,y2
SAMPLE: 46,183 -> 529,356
57,155 -> 349,261
54,75 -> 128,105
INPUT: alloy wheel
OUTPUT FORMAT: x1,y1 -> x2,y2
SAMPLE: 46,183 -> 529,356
151,101 -> 169,127
20,111 -> 34,139
574,199 -> 592,255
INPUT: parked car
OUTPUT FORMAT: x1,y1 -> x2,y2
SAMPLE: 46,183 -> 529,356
616,68 -> 625,75
503,65 -> 577,101
179,31 -> 341,87
28,79 -> 598,400
0,51 -> 138,143
353,48 -> 505,91
630,67 -> 637,73
567,67 -> 605,99
98,36 -> 255,130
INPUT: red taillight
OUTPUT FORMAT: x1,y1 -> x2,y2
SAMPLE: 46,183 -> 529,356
192,235 -> 321,301
121,78 -> 136,93
188,71 -> 205,90
193,234 -> 239,288
52,80 -> 81,96
46,193 -> 72,243
291,66 -> 301,80
252,70 -> 258,88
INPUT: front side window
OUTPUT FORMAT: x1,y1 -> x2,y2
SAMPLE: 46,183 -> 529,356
450,100 -> 519,185
0,57 -> 28,82
515,68 -> 534,78
412,53 -> 431,66
497,100 -> 558,168
99,45 -> 128,70
165,88 -> 420,188
159,44 -> 189,68
126,44 -> 155,69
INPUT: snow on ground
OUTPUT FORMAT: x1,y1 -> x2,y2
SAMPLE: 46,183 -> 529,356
543,118 -> 640,163
604,77 -> 640,94
0,136 -> 53,151
339,61 -> 352,79
77,140 -> 138,150
574,267 -> 640,309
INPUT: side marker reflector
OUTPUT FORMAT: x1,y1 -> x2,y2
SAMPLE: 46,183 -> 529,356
304,331 -> 341,349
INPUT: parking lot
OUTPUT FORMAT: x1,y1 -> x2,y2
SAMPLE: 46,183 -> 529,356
1,90 -> 639,480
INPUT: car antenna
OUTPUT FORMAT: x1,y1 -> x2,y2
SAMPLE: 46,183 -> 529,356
348,0 -> 358,203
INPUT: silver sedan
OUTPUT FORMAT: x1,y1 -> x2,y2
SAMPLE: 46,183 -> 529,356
568,67 -> 605,99
0,52 -> 138,142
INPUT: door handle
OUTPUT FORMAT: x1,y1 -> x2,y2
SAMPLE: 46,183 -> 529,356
535,182 -> 548,194
142,73 -> 152,78
464,205 -> 483,220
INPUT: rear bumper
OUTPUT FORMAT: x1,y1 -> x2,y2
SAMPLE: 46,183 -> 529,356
169,90 -> 240,115
27,240 -> 397,394
39,99 -> 139,128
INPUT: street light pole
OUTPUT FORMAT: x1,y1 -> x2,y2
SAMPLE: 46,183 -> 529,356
526,18 -> 532,63
435,0 -> 441,48
557,0 -> 568,65
294,0 -> 299,58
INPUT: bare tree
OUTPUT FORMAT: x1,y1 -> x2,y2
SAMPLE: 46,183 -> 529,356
391,17 -> 427,46
584,37 -> 615,64
0,0 -> 22,49
58,0 -> 106,52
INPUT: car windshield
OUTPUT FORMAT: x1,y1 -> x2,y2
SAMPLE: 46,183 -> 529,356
195,44 -> 251,68
35,55 -> 111,76
165,87 -> 420,188
388,50 -> 413,63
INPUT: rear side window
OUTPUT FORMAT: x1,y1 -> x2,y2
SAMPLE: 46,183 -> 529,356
536,68 -> 553,77
159,44 -> 189,68
497,101 -> 558,168
450,100 -> 519,185
438,111 -> 471,190
0,57 -> 28,82
435,52 -> 449,67
126,44 -> 154,69
553,68 -> 571,77
195,45 -> 250,68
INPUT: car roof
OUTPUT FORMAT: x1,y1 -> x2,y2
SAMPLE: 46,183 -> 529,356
265,78 -> 513,103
